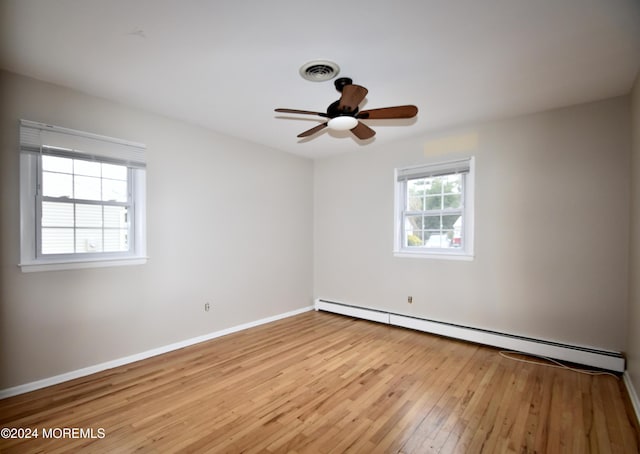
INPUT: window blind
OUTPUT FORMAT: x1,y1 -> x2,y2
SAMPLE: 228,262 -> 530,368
397,158 -> 470,181
20,119 -> 146,168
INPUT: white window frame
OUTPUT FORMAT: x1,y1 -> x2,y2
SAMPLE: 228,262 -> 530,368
394,157 -> 475,260
19,120 -> 147,272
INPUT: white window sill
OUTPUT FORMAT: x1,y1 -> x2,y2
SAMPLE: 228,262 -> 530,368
394,250 -> 474,261
19,257 -> 148,273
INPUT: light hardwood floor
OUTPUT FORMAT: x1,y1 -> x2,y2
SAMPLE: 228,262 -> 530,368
1,311 -> 638,453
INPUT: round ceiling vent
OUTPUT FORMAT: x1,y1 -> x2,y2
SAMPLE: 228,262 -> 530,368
299,60 -> 340,82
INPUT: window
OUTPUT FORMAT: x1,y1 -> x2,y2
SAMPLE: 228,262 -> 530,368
19,120 -> 147,272
394,157 -> 474,259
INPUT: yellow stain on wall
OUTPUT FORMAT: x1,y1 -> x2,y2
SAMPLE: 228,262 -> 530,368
424,132 -> 478,156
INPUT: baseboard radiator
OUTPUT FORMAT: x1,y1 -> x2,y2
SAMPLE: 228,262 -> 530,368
315,299 -> 625,373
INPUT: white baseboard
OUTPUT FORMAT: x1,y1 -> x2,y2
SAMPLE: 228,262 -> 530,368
623,371 -> 640,426
315,299 -> 625,372
0,305 -> 313,399
315,299 -> 390,324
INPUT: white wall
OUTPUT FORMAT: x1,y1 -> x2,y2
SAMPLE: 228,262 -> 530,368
0,71 -> 314,389
314,96 -> 630,351
628,72 -> 640,397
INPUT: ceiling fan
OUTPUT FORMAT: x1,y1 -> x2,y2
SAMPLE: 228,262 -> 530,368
275,77 -> 418,140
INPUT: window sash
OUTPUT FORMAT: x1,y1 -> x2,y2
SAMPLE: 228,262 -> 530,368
35,153 -> 136,259
36,198 -> 135,259
400,174 -> 466,250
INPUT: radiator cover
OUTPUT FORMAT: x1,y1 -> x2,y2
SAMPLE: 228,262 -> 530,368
315,299 -> 625,373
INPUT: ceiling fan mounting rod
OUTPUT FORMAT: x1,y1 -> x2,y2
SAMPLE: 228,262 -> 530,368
334,77 -> 353,92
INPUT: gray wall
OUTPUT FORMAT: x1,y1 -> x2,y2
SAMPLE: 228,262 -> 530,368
1,69 -> 634,392
314,96 -> 630,351
0,71 -> 314,389
628,73 -> 640,399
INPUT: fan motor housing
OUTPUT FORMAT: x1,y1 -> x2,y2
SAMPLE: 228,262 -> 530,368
327,100 -> 358,118
327,78 -> 358,117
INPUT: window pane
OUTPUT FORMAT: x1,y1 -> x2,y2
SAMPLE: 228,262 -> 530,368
444,194 -> 462,209
102,163 -> 127,180
408,179 -> 428,196
76,204 -> 102,227
404,215 -> 424,247
408,195 -> 424,211
42,172 -> 73,198
406,231 -> 424,247
104,229 -> 128,252
442,214 -> 461,230
104,206 -> 128,228
102,179 -> 128,202
42,155 -> 72,173
443,174 -> 462,192
76,229 -> 103,253
424,195 -> 442,210
74,159 -> 101,177
405,214 -> 424,231
42,228 -> 74,254
423,215 -> 441,230
74,175 -> 101,200
42,202 -> 73,227
425,232 -> 451,248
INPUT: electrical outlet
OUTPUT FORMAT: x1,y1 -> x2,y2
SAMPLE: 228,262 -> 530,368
204,302 -> 210,312
408,296 -> 413,304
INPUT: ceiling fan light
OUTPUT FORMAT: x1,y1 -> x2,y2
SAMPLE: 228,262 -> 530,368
327,116 -> 358,131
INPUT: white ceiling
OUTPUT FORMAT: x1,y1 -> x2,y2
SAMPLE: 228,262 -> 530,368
1,0 -> 639,159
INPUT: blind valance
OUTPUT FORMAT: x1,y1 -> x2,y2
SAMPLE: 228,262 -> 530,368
20,119 -> 146,168
396,158 -> 470,181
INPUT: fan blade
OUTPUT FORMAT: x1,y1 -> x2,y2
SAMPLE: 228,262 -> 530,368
338,85 -> 368,112
350,121 -> 376,140
297,122 -> 328,138
358,105 -> 418,119
275,108 -> 327,117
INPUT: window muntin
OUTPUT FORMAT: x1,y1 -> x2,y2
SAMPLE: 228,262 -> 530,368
395,158 -> 474,259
